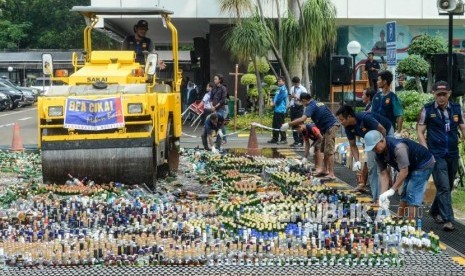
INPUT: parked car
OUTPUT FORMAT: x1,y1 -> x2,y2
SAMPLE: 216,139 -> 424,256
0,78 -> 42,98
0,91 -> 12,111
0,84 -> 23,109
30,77 -> 51,94
18,90 -> 36,106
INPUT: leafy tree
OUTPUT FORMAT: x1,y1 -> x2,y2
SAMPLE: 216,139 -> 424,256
0,20 -> 31,49
241,58 -> 277,111
0,0 -> 114,50
218,0 -> 253,24
407,34 -> 447,92
224,18 -> 271,116
397,55 -> 429,92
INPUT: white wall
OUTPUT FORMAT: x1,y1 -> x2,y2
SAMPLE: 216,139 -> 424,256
91,0 -> 285,18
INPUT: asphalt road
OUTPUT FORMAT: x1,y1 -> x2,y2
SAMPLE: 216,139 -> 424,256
0,105 -> 38,147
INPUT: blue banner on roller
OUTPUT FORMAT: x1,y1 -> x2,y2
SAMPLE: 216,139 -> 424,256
64,97 -> 125,130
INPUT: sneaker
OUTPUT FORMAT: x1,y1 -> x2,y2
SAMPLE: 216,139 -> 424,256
267,140 -> 278,144
443,222 -> 455,231
278,140 -> 288,145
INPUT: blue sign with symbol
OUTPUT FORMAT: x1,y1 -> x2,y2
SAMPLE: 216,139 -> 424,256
386,21 -> 397,66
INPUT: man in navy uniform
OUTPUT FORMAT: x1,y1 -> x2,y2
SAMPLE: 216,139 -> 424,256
365,52 -> 380,91
336,105 -> 393,201
201,113 -> 225,153
122,20 -> 153,65
364,130 -> 435,219
417,81 -> 465,231
281,92 -> 339,179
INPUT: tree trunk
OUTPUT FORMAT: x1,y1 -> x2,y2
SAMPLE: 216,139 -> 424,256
415,76 -> 423,93
257,0 -> 291,89
303,49 -> 310,92
288,0 -> 302,81
254,57 -> 264,117
426,63 -> 433,93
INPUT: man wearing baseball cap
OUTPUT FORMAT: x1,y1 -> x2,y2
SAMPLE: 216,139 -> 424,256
122,20 -> 153,65
417,81 -> 465,231
364,130 -> 435,219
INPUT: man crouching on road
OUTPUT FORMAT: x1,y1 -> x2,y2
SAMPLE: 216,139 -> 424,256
364,130 -> 435,219
201,113 -> 224,153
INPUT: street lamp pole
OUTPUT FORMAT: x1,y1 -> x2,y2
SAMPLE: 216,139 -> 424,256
347,41 -> 361,107
351,54 -> 357,104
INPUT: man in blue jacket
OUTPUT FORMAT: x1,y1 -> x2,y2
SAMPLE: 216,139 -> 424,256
417,81 -> 465,231
268,76 -> 288,144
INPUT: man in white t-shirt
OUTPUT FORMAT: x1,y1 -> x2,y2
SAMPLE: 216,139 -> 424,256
289,76 -> 308,147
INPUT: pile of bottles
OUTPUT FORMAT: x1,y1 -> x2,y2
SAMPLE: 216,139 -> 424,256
0,149 -> 445,270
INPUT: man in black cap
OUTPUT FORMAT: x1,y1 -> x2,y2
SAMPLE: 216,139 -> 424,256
417,81 -> 465,231
365,52 -> 380,91
122,20 -> 154,65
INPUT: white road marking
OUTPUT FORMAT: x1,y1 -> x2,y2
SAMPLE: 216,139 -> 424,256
0,107 -> 37,118
0,123 -> 14,128
18,117 -> 32,121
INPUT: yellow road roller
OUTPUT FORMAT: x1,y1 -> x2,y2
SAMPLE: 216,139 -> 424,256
37,6 -> 182,188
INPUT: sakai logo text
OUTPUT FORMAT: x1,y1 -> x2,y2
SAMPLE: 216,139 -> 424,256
87,77 -> 108,82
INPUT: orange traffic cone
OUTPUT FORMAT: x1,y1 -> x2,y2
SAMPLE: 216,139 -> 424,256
10,123 -> 25,151
247,124 -> 260,155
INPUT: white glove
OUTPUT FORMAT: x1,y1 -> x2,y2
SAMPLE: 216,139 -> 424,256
280,123 -> 289,131
301,157 -> 308,164
394,132 -> 402,139
217,129 -> 224,138
211,146 -> 219,154
379,188 -> 395,206
352,161 -> 362,172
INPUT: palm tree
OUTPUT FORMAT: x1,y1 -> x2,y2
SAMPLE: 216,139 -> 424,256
287,0 -> 337,91
218,0 -> 254,24
224,18 -> 271,116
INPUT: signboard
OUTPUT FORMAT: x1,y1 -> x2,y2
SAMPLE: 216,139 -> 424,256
64,97 -> 125,130
386,21 -> 397,66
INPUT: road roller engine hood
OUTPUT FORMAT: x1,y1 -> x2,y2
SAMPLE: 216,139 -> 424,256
45,83 -> 148,96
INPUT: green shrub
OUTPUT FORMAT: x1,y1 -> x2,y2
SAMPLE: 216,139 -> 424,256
233,111 -> 274,130
397,90 -> 433,122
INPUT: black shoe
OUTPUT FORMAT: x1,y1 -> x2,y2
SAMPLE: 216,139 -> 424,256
443,222 -> 455,231
267,140 -> 278,144
278,140 -> 288,145
432,214 -> 444,224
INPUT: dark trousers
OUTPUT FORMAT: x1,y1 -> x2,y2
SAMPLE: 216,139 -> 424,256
290,105 -> 304,143
272,112 -> 286,142
430,156 -> 459,223
201,129 -> 221,150
369,78 -> 378,92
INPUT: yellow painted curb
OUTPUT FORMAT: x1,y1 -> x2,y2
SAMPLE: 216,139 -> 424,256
452,256 -> 465,266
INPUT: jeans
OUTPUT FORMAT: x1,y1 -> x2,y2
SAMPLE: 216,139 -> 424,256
430,156 -> 459,223
400,167 -> 434,206
216,108 -> 227,142
367,151 -> 380,200
201,129 -> 221,150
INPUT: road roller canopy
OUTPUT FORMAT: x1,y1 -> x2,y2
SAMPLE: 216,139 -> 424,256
70,6 -> 174,17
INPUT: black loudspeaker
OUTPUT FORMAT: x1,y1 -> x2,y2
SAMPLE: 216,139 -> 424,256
434,53 -> 465,96
331,55 -> 352,85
